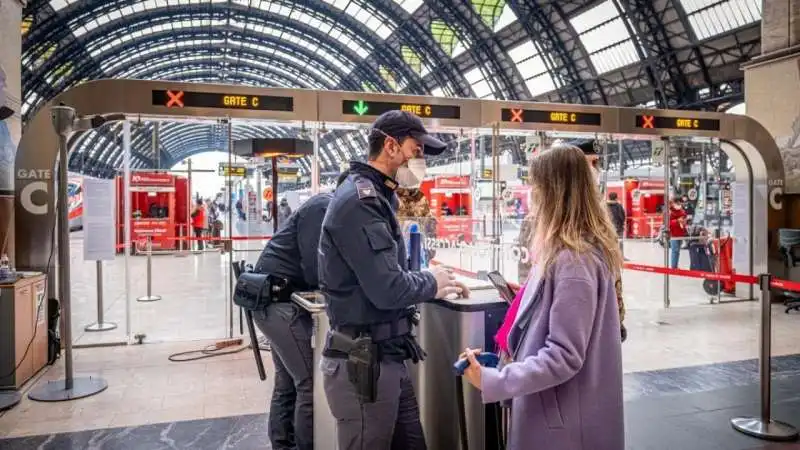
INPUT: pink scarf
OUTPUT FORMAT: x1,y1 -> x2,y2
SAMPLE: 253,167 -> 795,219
494,274 -> 531,354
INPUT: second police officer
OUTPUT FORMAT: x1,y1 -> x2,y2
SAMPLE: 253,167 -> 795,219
318,110 -> 470,449
250,174 -> 348,450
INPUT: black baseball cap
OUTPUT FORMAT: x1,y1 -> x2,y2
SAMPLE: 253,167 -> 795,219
560,138 -> 598,156
372,110 -> 447,155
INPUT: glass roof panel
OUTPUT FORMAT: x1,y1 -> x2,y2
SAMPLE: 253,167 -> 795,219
570,0 -> 639,75
507,40 -> 557,96
431,20 -> 462,57
464,67 -> 496,99
430,86 -> 446,97
321,0 -> 396,40
679,0 -> 762,40
69,1 -> 373,61
84,20 -> 356,76
392,0 -> 423,14
493,4 -> 518,32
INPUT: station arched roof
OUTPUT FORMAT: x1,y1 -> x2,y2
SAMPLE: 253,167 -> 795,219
22,0 -> 764,176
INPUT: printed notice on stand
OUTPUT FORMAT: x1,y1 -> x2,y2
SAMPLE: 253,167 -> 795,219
82,177 -> 116,261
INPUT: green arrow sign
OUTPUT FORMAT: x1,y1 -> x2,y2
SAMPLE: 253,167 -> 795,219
353,100 -> 369,115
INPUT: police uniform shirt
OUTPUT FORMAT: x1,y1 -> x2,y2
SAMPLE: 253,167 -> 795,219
318,161 -> 437,328
254,193 -> 332,290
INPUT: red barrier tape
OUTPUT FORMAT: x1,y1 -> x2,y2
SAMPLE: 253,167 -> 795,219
430,259 -> 800,294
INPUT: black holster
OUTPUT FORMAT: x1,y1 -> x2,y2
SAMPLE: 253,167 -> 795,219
346,355 -> 380,404
328,331 -> 380,404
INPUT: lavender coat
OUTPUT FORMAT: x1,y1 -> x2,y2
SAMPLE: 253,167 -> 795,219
481,250 -> 624,450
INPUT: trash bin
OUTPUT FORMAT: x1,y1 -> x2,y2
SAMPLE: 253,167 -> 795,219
291,291 -> 336,450
411,283 -> 508,450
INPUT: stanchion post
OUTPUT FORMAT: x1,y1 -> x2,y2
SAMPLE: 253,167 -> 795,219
731,273 -> 798,441
137,236 -> 162,303
29,105 -> 108,402
84,261 -> 117,332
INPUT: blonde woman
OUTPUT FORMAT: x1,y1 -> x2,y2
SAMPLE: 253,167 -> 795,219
462,144 -> 625,450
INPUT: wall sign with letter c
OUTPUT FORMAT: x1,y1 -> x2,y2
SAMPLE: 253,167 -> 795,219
20,181 -> 48,215
769,186 -> 783,211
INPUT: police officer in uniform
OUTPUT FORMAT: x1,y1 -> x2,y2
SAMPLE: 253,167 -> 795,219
318,110 -> 470,449
251,173 -> 348,450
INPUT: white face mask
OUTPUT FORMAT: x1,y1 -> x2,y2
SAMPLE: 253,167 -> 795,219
396,158 -> 427,188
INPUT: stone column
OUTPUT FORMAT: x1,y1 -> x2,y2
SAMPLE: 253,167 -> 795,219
744,0 -> 800,226
0,0 -> 24,265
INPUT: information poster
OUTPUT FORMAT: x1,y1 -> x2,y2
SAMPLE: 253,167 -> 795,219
82,177 -> 116,261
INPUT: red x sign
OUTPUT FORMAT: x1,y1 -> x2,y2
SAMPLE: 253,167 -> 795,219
510,108 -> 523,123
166,90 -> 184,108
641,115 -> 654,129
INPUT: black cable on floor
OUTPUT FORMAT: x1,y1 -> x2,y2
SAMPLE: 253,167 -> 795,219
167,339 -> 271,363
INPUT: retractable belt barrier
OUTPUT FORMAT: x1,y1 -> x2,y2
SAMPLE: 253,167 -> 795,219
430,257 -> 800,442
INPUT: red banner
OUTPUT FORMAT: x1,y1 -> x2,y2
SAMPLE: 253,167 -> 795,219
435,175 -> 470,189
131,173 -> 174,186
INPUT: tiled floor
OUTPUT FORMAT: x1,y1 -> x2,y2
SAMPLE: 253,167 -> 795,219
0,341 -> 272,439
3,342 -> 800,449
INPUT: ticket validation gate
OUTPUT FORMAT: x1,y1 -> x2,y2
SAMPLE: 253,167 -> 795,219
12,79 -> 787,441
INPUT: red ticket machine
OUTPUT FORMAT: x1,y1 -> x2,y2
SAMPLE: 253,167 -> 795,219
608,178 -> 665,238
116,172 -> 190,251
630,179 -> 665,238
428,175 -> 473,243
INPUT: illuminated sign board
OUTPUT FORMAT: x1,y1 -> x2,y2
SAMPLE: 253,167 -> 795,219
342,100 -> 461,119
153,90 -> 294,112
218,164 -> 247,177
501,108 -> 602,126
636,115 -> 720,131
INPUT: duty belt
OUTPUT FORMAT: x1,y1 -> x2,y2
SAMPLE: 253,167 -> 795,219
334,317 -> 413,342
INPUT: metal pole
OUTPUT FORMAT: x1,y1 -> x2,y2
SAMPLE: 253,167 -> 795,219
227,119 -> 234,339
619,139 -> 626,245
312,128 -> 320,195
491,124 -> 499,272
137,236 -> 161,302
84,261 -> 117,332
470,130 -> 477,241
29,106 -> 108,402
731,274 -> 799,440
58,132 -> 73,388
123,120 -> 132,339
187,158 -> 193,250
152,122 -> 160,170
272,156 -> 279,234
602,139 -> 609,198
661,138 -> 670,308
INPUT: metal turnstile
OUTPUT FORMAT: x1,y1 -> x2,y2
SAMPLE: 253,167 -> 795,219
291,291 -> 336,450
412,285 -> 508,450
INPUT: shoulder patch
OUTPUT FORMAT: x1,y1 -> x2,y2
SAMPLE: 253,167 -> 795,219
355,179 -> 377,200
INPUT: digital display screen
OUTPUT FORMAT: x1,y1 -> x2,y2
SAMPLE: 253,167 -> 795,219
342,100 -> 461,119
218,165 -> 247,177
501,108 -> 602,126
152,90 -> 294,112
636,115 -> 720,131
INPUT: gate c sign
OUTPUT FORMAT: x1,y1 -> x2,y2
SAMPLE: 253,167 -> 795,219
18,169 -> 51,215
769,179 -> 783,211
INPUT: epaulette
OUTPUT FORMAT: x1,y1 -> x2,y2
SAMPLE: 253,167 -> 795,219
355,178 -> 377,200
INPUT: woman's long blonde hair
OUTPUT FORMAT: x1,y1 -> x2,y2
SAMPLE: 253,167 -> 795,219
526,144 -> 622,276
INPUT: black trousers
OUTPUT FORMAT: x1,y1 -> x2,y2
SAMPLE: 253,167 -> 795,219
253,303 -> 314,450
